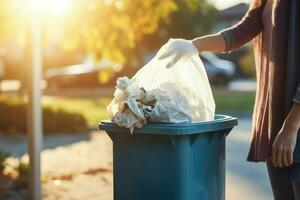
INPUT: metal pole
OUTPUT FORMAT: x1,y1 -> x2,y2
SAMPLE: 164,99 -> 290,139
28,3 -> 43,200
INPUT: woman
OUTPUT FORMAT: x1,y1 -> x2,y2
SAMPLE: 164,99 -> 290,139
158,0 -> 300,199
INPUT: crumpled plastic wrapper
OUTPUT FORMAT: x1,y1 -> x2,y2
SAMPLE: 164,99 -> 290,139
107,76 -> 192,133
149,89 -> 192,123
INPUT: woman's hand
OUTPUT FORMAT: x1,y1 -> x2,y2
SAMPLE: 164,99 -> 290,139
156,34 -> 228,68
272,124 -> 298,167
272,104 -> 300,167
157,38 -> 198,68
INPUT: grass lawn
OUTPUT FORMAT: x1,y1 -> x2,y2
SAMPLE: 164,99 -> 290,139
43,89 -> 255,126
213,89 -> 255,113
42,96 -> 112,127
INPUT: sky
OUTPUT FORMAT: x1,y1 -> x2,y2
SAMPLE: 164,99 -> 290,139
210,0 -> 250,9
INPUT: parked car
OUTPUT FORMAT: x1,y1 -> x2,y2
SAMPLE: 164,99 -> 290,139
200,52 -> 236,86
44,57 -> 122,89
144,51 -> 235,87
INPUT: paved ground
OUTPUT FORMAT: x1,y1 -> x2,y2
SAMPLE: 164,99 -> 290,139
228,79 -> 256,92
226,117 -> 272,200
0,117 -> 273,200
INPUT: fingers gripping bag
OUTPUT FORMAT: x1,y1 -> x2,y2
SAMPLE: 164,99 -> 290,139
107,42 -> 215,132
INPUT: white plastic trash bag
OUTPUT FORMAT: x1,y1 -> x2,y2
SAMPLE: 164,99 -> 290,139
107,40 -> 215,132
133,48 -> 215,122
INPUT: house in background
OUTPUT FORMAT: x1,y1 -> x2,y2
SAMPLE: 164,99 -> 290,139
211,3 -> 255,78
212,3 -> 249,33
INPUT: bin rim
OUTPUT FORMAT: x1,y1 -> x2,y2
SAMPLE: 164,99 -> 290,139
99,114 -> 238,135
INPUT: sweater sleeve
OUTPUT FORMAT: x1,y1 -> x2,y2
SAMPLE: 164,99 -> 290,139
219,4 -> 265,52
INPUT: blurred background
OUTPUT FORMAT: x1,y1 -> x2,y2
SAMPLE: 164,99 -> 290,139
0,0 -> 272,199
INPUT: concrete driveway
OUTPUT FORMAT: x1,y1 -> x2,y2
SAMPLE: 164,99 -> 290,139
226,117 -> 273,200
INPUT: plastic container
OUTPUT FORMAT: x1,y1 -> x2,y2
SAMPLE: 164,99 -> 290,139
99,114 -> 238,200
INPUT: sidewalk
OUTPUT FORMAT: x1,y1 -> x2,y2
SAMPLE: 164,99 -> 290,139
226,118 -> 272,200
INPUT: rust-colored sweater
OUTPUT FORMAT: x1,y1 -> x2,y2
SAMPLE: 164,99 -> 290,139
220,0 -> 300,162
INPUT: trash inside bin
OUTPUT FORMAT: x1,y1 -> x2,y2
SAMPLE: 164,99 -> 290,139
99,114 -> 238,200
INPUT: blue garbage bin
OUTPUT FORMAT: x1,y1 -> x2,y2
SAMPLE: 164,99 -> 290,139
99,114 -> 238,200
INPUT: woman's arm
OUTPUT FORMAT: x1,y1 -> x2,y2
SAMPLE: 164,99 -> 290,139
156,2 -> 265,67
192,34 -> 226,52
285,104 -> 300,131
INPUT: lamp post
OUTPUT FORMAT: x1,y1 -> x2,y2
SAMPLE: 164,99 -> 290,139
27,2 -> 43,199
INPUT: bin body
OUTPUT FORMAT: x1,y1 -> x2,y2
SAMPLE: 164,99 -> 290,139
99,115 -> 237,200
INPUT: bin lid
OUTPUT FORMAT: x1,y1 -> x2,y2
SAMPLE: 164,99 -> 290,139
99,114 -> 238,135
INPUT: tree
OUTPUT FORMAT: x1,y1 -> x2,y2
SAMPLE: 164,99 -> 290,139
0,0 -> 216,80
141,0 -> 217,54
0,0 -> 177,63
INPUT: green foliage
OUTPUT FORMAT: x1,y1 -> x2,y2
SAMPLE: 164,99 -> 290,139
0,95 -> 88,134
0,149 -> 29,199
13,160 -> 30,195
213,90 -> 255,112
0,149 -> 10,173
43,96 -> 111,126
239,46 -> 256,78
15,161 -> 29,180
43,106 -> 88,133
167,0 -> 217,37
68,0 -> 179,64
140,0 -> 217,54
